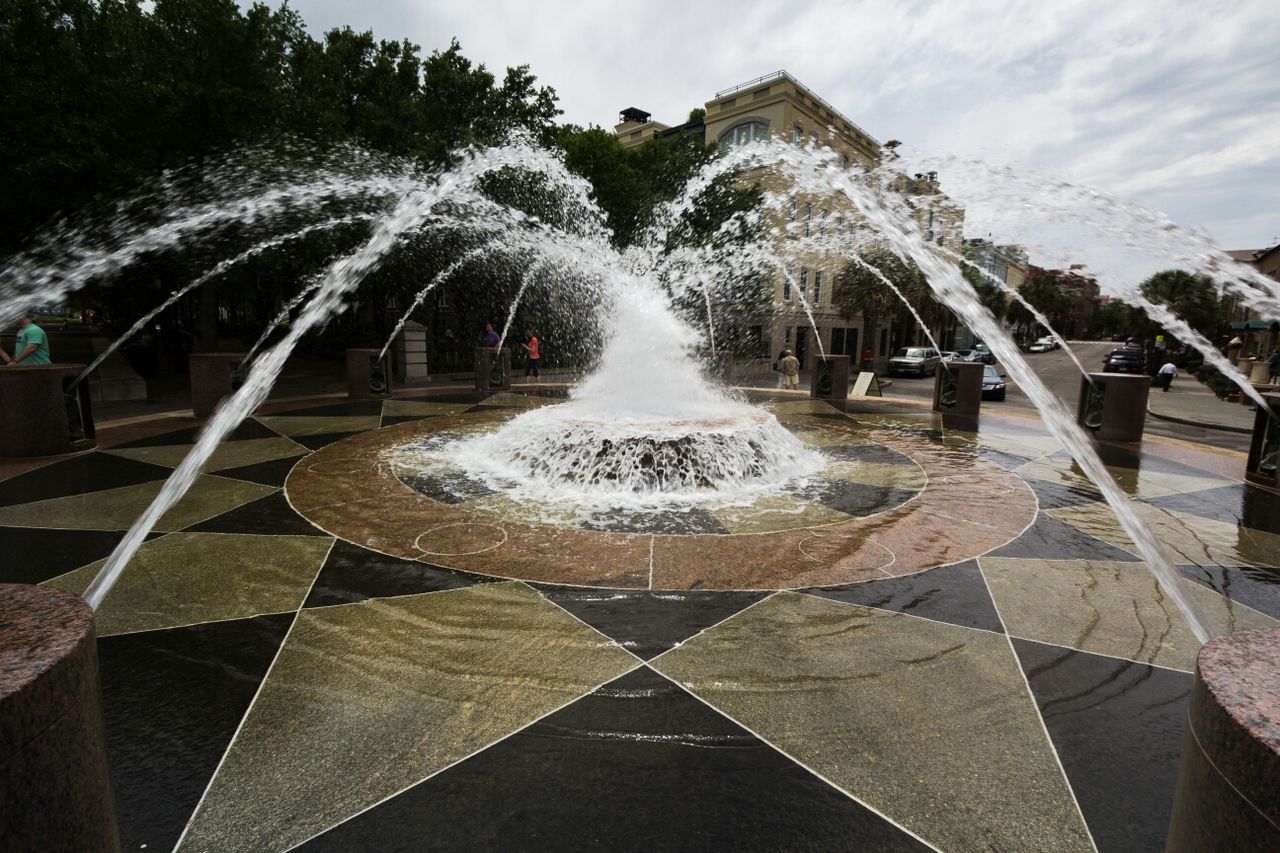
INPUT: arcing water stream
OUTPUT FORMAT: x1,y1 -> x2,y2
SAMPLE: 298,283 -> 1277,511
4,135 -> 1257,642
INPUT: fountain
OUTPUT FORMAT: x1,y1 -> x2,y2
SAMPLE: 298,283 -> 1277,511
4,134 -> 1280,851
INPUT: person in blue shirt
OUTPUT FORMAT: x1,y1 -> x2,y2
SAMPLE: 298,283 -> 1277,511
482,322 -> 501,347
2,311 -> 51,365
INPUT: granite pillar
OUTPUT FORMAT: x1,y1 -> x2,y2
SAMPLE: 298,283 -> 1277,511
473,347 -> 511,393
0,364 -> 92,457
1249,361 -> 1272,385
1167,628 -> 1280,852
1077,372 -> 1151,442
345,348 -> 390,400
809,355 -> 851,399
189,353 -> 244,420
1245,393 -> 1280,489
932,361 -> 985,417
0,584 -> 120,852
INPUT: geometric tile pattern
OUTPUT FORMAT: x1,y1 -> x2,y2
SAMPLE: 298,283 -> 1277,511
44,532 -> 334,635
653,592 -> 1095,851
175,582 -> 638,852
4,390 -> 1277,851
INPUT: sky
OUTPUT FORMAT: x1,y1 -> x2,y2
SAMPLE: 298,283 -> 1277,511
276,0 -> 1279,257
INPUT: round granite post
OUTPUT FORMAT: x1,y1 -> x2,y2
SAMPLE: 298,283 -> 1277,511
188,353 -> 244,420
0,584 -> 120,851
1078,372 -> 1151,442
809,354 -> 851,399
1245,393 -> 1280,489
0,364 -> 85,457
1167,628 -> 1280,851
473,347 -> 511,392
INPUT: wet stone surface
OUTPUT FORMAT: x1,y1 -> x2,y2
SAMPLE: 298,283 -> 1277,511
3,390 -> 1277,851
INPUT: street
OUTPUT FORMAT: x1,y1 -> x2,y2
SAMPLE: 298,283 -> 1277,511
879,340 -> 1254,453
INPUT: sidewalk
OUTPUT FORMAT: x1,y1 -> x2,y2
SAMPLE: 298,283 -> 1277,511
1146,374 -> 1259,434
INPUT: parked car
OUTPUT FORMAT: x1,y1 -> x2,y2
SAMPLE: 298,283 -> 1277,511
888,346 -> 942,377
1103,348 -> 1144,373
940,350 -> 960,362
981,364 -> 1008,400
1110,332 -> 1130,342
971,343 -> 997,364
1027,338 -> 1054,353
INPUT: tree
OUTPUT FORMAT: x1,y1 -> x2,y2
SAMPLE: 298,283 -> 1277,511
1139,269 -> 1224,342
1006,270 -> 1074,342
833,247 -> 933,348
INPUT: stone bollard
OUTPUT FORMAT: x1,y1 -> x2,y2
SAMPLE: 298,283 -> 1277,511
474,347 -> 512,393
345,348 -> 391,400
932,361 -> 985,417
1245,393 -> 1279,489
1166,628 -> 1280,852
1077,372 -> 1151,442
189,353 -> 245,420
0,364 -> 94,457
0,584 -> 120,852
810,355 -> 851,399
1249,361 -> 1272,385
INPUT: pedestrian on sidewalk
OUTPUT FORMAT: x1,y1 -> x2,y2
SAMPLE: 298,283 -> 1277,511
482,322 -> 500,348
780,349 -> 800,390
1,311 -> 51,365
521,330 -> 540,378
1158,360 -> 1177,392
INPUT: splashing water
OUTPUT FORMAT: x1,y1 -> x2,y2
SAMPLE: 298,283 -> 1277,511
3,134 -> 1246,644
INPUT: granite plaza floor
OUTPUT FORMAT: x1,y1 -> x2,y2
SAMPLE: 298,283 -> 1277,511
4,389 -> 1279,851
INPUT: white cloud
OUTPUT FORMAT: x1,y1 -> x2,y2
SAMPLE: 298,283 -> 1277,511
278,0 -> 1280,250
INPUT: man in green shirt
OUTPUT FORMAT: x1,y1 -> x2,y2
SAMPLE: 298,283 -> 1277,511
2,312 -> 51,365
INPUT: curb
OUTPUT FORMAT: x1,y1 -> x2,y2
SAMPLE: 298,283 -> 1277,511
1146,404 -> 1253,435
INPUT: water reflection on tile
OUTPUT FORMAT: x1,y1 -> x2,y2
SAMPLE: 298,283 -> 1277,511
1145,483 -> 1280,534
1177,563 -> 1280,620
99,614 -> 292,852
1051,501 -> 1280,569
304,539 -> 494,607
380,399 -> 474,419
177,582 -> 637,852
46,532 -> 332,635
104,436 -> 306,471
0,475 -> 276,531
255,415 -> 382,437
711,493 -> 851,534
1015,638 -> 1191,853
805,559 -> 1004,633
653,592 -> 1093,852
299,667 -> 928,852
982,557 -> 1280,670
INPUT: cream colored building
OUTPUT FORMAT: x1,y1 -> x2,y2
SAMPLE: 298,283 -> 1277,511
616,70 -> 967,370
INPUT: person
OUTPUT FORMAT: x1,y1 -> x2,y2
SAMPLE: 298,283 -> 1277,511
482,322 -> 500,348
780,349 -> 800,390
521,330 -> 540,378
862,347 -> 873,372
1,311 -> 51,365
773,349 -> 787,388
1158,359 -> 1177,392
1269,349 -> 1279,384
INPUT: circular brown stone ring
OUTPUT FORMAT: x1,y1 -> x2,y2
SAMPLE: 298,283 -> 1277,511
0,583 -> 120,850
287,412 -> 1037,591
1167,627 -> 1280,851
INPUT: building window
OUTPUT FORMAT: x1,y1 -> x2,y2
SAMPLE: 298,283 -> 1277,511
718,120 -> 768,153
819,209 -> 828,235
935,217 -> 945,246
783,271 -> 792,302
792,124 -> 802,144
799,268 -> 809,301
804,203 -> 812,237
789,196 -> 797,221
836,215 -> 845,235
813,270 -> 823,305
842,154 -> 850,169
879,328 -> 888,356
809,132 -> 819,147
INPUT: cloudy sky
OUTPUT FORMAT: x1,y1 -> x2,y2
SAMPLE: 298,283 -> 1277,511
281,0 -> 1279,256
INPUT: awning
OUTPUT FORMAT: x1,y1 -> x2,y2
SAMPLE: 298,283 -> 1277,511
1228,319 -> 1278,330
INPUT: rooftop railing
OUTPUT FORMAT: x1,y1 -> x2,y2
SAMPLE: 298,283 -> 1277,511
712,70 -> 880,147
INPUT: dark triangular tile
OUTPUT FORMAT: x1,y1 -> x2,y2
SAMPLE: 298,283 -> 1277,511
1178,563 -> 1280,620
0,452 -> 171,507
395,392 -> 488,405
303,539 -> 492,607
268,401 -> 385,417
1146,484 -> 1280,533
298,666 -> 928,852
580,507 -> 728,535
536,586 -> 769,659
1022,476 -> 1103,510
113,419 -> 279,448
291,432 -> 359,451
988,514 -> 1140,561
806,559 -> 1004,633
380,415 -> 434,427
185,490 -> 323,536
1013,638 -> 1191,853
795,479 -> 916,517
0,526 -> 126,585
214,454 -> 306,488
98,613 -> 293,853
972,447 -> 1036,470
821,443 -> 915,465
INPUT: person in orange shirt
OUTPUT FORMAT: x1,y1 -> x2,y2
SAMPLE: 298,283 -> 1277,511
521,330 -> 540,377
